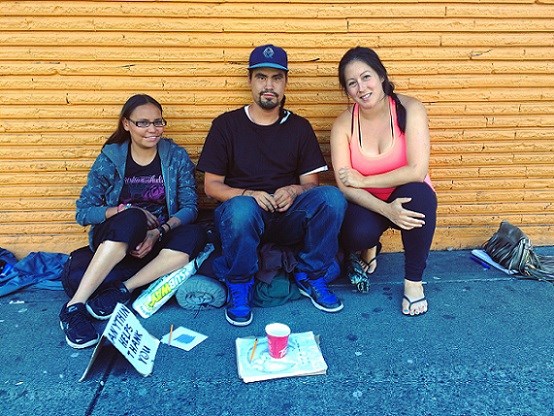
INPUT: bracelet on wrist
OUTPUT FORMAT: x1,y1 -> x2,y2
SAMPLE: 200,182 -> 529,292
157,225 -> 166,241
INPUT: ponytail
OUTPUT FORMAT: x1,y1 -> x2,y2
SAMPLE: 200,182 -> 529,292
380,76 -> 406,134
391,92 -> 407,134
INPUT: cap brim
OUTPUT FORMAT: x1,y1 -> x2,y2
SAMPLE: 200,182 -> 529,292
248,63 -> 288,71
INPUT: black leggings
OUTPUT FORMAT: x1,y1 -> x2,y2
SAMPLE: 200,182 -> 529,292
340,182 -> 437,282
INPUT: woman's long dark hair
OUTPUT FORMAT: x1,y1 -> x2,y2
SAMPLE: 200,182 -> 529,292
338,47 -> 406,133
104,94 -> 163,146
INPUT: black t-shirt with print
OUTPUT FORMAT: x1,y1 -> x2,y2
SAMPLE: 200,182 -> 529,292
119,149 -> 168,223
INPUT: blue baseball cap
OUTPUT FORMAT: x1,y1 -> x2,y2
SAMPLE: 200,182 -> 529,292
248,44 -> 288,71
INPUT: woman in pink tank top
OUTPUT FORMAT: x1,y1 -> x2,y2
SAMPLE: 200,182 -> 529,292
331,47 -> 437,316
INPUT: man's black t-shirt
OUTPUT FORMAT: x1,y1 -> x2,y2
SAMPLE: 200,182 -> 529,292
197,107 -> 327,194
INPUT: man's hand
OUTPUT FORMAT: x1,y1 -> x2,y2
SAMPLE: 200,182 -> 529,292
273,185 -> 300,212
247,190 -> 279,212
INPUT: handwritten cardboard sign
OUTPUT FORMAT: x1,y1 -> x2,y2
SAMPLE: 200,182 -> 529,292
80,303 -> 160,381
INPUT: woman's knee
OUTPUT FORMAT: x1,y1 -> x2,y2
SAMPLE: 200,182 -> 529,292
395,181 -> 433,196
119,208 -> 149,228
394,182 -> 437,214
159,248 -> 190,264
93,208 -> 148,248
97,239 -> 129,255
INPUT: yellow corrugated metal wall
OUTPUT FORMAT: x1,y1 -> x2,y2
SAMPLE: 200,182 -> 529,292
1,0 -> 553,258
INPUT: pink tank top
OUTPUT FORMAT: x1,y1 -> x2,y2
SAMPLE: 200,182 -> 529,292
349,97 -> 433,201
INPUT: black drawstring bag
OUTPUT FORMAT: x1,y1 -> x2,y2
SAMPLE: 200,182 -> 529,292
483,221 -> 554,283
61,246 -> 140,297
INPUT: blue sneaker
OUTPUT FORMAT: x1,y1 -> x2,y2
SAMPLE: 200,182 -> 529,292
294,272 -> 344,313
225,279 -> 254,326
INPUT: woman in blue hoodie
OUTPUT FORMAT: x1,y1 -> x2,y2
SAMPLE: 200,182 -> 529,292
59,94 -> 205,349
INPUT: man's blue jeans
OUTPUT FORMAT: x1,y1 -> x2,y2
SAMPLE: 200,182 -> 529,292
213,186 -> 346,283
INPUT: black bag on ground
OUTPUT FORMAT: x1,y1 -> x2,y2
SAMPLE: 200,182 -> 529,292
61,246 -> 141,297
483,221 -> 554,282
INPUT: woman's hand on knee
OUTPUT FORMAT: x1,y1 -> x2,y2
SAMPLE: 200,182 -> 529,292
387,198 -> 426,230
130,230 -> 157,258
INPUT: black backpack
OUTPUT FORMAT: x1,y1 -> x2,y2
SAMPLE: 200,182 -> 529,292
61,246 -> 141,297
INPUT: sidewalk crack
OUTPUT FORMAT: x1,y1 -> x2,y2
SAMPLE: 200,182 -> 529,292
84,353 -> 118,416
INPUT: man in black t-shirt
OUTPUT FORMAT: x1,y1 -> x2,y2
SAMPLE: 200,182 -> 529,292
197,44 -> 347,326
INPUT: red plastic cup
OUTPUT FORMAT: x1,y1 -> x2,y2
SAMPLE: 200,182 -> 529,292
265,323 -> 291,359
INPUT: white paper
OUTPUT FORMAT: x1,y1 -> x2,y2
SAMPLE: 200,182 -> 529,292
471,249 -> 517,275
160,326 -> 207,351
235,331 -> 327,383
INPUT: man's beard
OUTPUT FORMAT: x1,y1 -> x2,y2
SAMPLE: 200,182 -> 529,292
257,93 -> 280,110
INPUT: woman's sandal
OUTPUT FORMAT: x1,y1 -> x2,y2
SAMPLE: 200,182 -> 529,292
402,295 -> 428,316
347,243 -> 382,293
347,253 -> 371,293
355,255 -> 377,275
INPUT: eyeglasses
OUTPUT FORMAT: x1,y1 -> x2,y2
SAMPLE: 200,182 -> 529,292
127,118 -> 167,128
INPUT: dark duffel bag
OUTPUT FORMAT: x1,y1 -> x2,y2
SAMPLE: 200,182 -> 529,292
61,246 -> 141,297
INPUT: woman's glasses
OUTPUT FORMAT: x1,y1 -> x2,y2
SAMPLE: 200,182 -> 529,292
128,118 -> 167,128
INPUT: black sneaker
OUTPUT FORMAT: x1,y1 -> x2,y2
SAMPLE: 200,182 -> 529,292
294,272 -> 344,313
59,303 -> 99,349
225,279 -> 254,326
86,281 -> 131,320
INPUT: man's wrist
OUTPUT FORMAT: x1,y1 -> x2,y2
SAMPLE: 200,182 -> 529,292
294,184 -> 306,195
298,183 -> 316,193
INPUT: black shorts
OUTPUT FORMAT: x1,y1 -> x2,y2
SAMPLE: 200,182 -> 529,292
92,208 -> 207,264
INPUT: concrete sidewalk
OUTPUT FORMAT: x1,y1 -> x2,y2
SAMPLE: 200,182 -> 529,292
1,248 -> 553,416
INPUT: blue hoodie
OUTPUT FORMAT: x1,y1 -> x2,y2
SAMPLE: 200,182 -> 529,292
76,138 -> 198,248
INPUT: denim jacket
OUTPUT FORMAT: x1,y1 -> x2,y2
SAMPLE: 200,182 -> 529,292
76,138 -> 198,247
